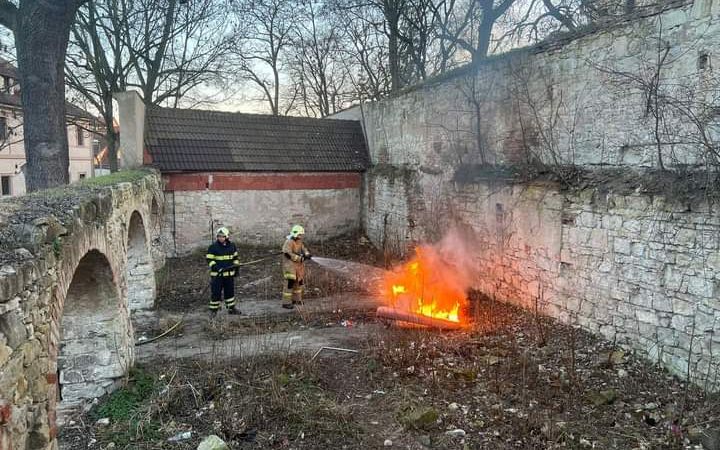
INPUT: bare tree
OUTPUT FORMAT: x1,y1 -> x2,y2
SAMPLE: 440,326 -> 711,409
330,1 -> 391,100
288,1 -> 353,117
0,0 -> 85,191
428,0 -> 468,72
124,0 -> 231,107
66,0 -> 130,173
230,0 -> 298,115
399,0 -> 437,81
435,0 -> 517,62
66,0 -> 231,171
330,0 -> 414,90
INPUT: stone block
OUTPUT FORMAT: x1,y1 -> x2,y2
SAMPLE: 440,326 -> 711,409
0,311 -> 27,350
631,243 -> 645,257
622,219 -> 643,234
614,238 -> 632,255
59,370 -> 83,385
673,298 -> 695,316
624,196 -> 651,211
0,297 -> 20,315
653,295 -> 673,313
687,276 -> 713,298
671,314 -> 693,332
602,215 -> 624,230
663,265 -> 683,291
19,339 -> 41,368
657,327 -> 677,346
636,308 -> 659,326
0,341 -> 12,367
61,382 -> 106,402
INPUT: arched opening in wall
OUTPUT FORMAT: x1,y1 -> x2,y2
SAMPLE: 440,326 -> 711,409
127,211 -> 156,311
59,250 -> 130,411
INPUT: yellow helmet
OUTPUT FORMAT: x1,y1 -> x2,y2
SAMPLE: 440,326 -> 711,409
216,227 -> 230,237
290,225 -> 305,238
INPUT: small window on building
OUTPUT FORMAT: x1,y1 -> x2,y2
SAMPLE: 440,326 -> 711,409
0,117 -> 6,141
76,126 -> 85,146
79,173 -> 87,180
1,176 -> 10,196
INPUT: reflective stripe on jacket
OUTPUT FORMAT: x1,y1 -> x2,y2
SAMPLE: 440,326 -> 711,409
282,238 -> 308,281
207,240 -> 239,276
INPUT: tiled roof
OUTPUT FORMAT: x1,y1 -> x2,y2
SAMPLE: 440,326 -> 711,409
0,92 -> 96,121
144,107 -> 370,173
0,59 -> 95,120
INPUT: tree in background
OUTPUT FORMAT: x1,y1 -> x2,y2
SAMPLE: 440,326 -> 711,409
287,0 -> 354,117
229,0 -> 298,115
0,0 -> 84,191
66,0 -> 232,171
329,0 -> 391,100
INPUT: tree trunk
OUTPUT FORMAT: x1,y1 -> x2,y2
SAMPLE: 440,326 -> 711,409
15,1 -> 81,192
103,95 -> 118,172
474,15 -> 494,62
384,1 -> 402,91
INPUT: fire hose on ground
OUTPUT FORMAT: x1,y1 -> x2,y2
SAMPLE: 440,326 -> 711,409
141,254 -> 288,346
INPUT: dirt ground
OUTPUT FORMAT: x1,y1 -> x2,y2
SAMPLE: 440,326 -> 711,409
59,235 -> 720,450
153,232 -> 383,315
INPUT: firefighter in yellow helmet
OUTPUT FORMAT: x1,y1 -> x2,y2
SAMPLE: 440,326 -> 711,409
206,227 -> 241,317
281,225 -> 311,309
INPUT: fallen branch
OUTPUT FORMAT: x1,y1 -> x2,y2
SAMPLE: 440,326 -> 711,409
310,346 -> 359,362
376,306 -> 463,330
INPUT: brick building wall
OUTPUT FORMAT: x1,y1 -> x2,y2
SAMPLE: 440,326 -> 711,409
161,172 -> 363,255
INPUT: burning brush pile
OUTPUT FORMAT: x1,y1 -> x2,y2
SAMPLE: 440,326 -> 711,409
377,231 -> 474,330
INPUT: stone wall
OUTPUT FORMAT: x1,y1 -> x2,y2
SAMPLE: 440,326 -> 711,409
445,180 -> 720,384
357,0 -> 720,385
162,172 -> 363,255
0,171 -> 164,449
360,0 -> 716,179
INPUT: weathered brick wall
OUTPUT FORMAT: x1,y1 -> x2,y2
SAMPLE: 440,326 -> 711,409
359,0 -> 720,385
161,172 -> 364,255
0,171 -> 164,449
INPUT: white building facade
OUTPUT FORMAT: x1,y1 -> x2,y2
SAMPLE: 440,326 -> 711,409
0,59 -> 97,196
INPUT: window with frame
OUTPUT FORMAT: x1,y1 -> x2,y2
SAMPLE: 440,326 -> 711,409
1,176 -> 10,196
76,126 -> 85,146
0,117 -> 7,142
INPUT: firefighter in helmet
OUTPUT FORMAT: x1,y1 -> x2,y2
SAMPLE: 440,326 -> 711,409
206,227 -> 241,316
281,225 -> 311,309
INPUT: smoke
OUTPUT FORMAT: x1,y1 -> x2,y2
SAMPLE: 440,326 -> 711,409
382,226 -> 479,323
431,226 -> 480,292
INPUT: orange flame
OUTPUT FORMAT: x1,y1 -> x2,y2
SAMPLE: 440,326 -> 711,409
383,246 -> 467,325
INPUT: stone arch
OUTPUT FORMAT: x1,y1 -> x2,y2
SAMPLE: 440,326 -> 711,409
127,210 -> 156,311
58,250 -> 131,411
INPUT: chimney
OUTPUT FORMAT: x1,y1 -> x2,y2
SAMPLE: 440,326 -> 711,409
114,91 -> 146,169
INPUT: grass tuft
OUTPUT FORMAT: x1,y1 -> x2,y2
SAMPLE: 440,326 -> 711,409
92,368 -> 156,421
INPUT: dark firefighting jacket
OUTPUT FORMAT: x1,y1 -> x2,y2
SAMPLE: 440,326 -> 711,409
206,240 -> 240,277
